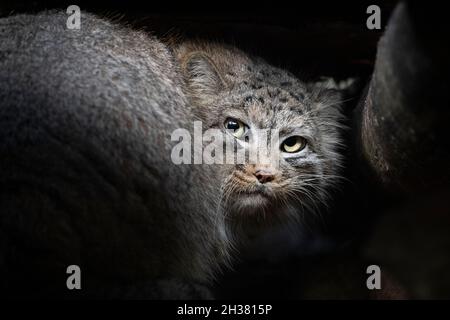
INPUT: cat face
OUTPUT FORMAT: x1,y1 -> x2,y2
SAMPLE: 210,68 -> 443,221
179,44 -> 344,226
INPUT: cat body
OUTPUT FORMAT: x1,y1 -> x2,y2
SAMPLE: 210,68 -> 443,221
0,11 -> 343,298
0,11 -> 228,298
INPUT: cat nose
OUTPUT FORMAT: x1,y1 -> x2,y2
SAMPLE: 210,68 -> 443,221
254,169 -> 275,184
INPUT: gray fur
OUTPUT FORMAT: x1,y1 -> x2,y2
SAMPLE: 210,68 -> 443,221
0,11 -> 344,298
0,11 -> 228,298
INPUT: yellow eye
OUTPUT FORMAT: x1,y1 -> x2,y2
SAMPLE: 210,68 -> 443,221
224,118 -> 247,138
281,136 -> 306,153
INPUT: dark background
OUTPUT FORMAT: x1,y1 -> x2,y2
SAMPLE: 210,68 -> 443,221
1,1 -> 410,298
0,0 -> 397,80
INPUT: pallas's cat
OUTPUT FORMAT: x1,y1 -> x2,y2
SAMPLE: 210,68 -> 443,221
0,11 -> 344,298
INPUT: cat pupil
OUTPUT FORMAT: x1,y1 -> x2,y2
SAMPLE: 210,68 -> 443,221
227,120 -> 239,131
285,137 -> 296,146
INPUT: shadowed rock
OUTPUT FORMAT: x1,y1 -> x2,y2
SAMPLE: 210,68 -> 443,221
355,2 -> 450,195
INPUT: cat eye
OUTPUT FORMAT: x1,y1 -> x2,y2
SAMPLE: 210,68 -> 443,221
224,118 -> 248,138
281,136 -> 306,153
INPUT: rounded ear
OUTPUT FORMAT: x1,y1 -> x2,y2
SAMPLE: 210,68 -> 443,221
183,52 -> 225,97
309,76 -> 359,98
311,76 -> 357,90
308,77 -> 360,115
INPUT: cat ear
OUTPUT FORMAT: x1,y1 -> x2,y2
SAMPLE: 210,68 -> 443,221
308,77 -> 359,113
309,77 -> 359,101
183,52 -> 225,97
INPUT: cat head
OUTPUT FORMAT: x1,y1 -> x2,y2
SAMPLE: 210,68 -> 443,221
176,41 -> 345,228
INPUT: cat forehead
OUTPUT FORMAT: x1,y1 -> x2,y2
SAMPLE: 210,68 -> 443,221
223,80 -> 312,116
240,85 -> 307,106
225,99 -> 314,128
227,61 -> 303,87
219,90 -> 318,132
218,76 -> 322,130
225,63 -> 308,103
